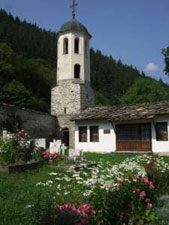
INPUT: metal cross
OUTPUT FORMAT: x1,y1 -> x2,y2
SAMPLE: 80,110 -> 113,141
70,0 -> 78,19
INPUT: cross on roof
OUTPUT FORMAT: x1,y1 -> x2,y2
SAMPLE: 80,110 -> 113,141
70,0 -> 78,19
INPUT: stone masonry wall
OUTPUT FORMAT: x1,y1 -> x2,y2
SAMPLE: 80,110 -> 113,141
0,103 -> 60,144
56,115 -> 75,148
51,79 -> 95,116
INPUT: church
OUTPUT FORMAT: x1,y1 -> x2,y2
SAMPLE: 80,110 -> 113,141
50,1 -> 169,154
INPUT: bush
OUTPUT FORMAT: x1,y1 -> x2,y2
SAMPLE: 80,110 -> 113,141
0,129 -> 35,165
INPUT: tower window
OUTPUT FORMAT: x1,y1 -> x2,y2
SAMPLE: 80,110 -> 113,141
63,38 -> 68,54
74,64 -> 80,79
74,38 -> 79,54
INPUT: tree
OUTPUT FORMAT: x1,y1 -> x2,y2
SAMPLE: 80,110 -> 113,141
0,80 -> 48,111
0,43 -> 14,85
95,92 -> 110,106
120,77 -> 169,104
162,46 -> 169,75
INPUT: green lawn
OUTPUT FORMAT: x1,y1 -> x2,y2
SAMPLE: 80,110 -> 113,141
0,153 -> 169,225
0,153 -> 128,225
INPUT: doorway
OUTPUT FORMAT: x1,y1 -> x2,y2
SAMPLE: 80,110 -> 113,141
62,128 -> 69,147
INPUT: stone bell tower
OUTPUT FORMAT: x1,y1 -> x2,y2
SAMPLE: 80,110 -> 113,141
51,0 -> 94,117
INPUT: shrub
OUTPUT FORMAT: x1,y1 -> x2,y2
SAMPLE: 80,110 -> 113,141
41,203 -> 95,225
0,129 -> 35,165
43,150 -> 64,164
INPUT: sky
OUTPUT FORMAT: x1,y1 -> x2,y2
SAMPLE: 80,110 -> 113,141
0,0 -> 169,83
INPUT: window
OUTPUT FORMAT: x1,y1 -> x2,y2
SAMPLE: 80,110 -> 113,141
74,64 -> 80,79
64,107 -> 67,114
104,129 -> 111,134
74,38 -> 79,54
63,38 -> 68,54
90,126 -> 99,142
79,126 -> 87,142
116,124 -> 151,141
141,124 -> 151,140
156,122 -> 168,141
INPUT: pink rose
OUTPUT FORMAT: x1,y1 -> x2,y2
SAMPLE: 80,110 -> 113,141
148,181 -> 155,190
139,191 -> 146,199
133,188 -> 140,193
142,176 -> 149,184
147,203 -> 153,210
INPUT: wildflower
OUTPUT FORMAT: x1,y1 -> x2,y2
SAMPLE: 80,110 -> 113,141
140,191 -> 146,199
25,204 -> 33,209
133,188 -> 140,193
148,181 -> 155,190
142,176 -> 149,184
146,203 -> 153,210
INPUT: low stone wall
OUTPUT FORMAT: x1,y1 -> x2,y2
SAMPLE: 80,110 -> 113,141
0,103 -> 61,144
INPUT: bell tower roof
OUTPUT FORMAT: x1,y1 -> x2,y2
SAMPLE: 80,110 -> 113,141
59,19 -> 92,39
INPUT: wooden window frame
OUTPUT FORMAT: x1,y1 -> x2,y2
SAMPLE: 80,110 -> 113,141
90,126 -> 99,142
79,126 -> 87,142
156,122 -> 168,141
116,123 -> 151,141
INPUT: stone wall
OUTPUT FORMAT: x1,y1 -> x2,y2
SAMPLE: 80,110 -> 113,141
0,103 -> 60,144
51,79 -> 94,116
57,115 -> 76,148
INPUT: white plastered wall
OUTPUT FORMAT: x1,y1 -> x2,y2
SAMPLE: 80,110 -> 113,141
75,121 -> 116,152
57,32 -> 90,83
152,117 -> 169,153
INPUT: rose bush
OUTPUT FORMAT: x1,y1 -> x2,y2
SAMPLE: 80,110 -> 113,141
43,150 -> 65,164
0,129 -> 35,165
40,203 -> 95,225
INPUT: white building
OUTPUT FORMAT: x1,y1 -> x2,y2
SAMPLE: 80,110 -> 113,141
72,102 -> 169,153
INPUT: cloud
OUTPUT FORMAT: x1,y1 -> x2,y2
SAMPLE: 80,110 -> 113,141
145,62 -> 159,72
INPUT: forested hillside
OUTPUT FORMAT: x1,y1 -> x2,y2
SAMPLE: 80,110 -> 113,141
0,9 -> 169,111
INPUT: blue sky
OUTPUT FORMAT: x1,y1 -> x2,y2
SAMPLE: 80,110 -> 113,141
0,0 -> 169,83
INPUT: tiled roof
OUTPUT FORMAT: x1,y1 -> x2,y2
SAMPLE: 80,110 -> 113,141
71,101 -> 169,122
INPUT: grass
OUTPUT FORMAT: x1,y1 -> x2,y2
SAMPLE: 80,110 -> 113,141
85,152 -> 129,163
0,153 -> 169,225
0,153 -> 128,225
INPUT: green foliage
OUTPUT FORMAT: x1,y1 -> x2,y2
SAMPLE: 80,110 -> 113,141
0,42 -> 54,111
0,80 -> 48,111
0,9 -> 57,67
95,92 -> 110,106
120,77 -> 169,104
0,154 -> 169,224
0,130 -> 35,165
162,45 -> 169,75
0,10 -> 169,111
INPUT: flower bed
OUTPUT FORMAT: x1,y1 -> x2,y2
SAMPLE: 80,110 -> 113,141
1,154 -> 169,224
33,154 -> 169,224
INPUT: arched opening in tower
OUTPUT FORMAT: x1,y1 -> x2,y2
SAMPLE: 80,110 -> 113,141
74,38 -> 79,54
74,64 -> 81,79
63,38 -> 68,54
